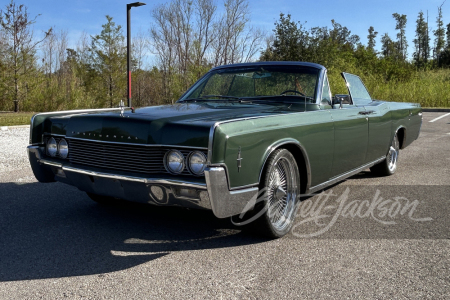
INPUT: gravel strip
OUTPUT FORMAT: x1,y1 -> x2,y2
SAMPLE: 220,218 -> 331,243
0,127 -> 30,174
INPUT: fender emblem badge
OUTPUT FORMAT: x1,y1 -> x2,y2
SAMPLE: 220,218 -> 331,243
237,147 -> 243,172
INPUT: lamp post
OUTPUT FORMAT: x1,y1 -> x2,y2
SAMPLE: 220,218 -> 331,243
127,2 -> 146,108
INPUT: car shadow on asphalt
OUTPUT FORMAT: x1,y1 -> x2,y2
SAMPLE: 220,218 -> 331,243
0,181 -> 267,282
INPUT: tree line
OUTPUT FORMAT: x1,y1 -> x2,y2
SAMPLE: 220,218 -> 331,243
0,0 -> 449,112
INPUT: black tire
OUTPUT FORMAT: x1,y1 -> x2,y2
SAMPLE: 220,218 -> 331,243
234,149 -> 300,238
370,133 -> 400,176
86,192 -> 118,205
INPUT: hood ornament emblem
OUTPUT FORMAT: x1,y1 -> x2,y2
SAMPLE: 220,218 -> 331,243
119,100 -> 125,117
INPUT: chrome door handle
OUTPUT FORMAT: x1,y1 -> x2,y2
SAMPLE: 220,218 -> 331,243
359,110 -> 376,115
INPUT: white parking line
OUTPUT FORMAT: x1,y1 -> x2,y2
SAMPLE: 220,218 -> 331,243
429,112 -> 450,123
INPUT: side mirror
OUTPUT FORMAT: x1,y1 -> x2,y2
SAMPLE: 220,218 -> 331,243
332,94 -> 351,106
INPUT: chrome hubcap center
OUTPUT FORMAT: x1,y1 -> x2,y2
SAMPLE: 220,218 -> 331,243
275,185 -> 287,201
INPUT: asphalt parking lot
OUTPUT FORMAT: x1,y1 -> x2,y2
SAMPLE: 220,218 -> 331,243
0,112 -> 449,299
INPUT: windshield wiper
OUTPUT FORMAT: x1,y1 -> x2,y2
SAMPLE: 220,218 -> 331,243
180,95 -> 245,103
199,95 -> 241,100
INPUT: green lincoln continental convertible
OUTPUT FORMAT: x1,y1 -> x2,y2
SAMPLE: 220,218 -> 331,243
28,62 -> 422,238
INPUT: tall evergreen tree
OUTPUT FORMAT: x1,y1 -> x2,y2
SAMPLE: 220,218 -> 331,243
447,22 -> 450,48
367,26 -> 378,52
392,13 -> 408,61
433,2 -> 445,62
89,15 -> 127,108
413,11 -> 430,67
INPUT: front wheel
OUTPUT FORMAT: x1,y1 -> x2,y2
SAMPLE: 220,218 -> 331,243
237,149 -> 300,238
370,133 -> 400,176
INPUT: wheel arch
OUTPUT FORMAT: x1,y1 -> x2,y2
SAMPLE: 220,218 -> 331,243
395,126 -> 406,149
258,139 -> 311,194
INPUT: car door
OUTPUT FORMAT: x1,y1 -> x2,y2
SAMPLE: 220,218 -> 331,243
341,73 -> 391,163
329,73 -> 369,177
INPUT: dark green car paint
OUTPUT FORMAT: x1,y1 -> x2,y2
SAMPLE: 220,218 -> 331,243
30,62 -> 422,192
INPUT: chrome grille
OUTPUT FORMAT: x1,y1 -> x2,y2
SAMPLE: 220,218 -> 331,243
45,137 -> 206,175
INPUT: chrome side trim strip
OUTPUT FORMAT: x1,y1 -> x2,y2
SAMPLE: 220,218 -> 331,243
33,108 -> 123,117
307,156 -> 385,194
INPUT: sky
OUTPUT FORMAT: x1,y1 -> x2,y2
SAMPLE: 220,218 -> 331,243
4,0 -> 449,64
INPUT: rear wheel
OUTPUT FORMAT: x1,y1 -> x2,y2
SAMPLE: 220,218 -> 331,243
370,133 -> 400,176
237,149 -> 300,238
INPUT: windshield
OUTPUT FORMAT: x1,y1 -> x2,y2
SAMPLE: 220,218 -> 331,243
180,65 -> 320,102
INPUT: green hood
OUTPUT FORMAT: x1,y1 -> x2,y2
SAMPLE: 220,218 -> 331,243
46,102 -> 297,148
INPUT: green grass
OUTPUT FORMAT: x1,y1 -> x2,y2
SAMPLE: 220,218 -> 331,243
0,112 -> 35,126
367,69 -> 450,108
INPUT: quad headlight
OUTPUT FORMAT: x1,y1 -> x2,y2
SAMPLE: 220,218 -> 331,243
46,137 -> 57,157
46,137 -> 69,159
188,151 -> 207,175
58,139 -> 69,159
164,150 -> 185,174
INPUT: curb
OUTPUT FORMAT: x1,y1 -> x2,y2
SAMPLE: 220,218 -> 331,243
422,108 -> 450,112
1,125 -> 30,131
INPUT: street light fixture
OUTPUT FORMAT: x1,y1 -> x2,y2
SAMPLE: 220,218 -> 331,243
127,2 -> 146,108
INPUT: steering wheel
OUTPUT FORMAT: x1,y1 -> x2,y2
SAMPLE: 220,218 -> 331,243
280,90 -> 305,96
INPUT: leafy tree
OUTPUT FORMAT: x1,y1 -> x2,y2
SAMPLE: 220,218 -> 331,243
0,0 -> 50,111
260,13 -> 308,61
381,33 -> 395,58
89,15 -> 127,108
367,26 -> 378,52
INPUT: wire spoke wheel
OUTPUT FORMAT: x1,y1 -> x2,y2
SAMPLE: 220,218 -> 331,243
370,132 -> 400,176
266,157 -> 297,232
387,134 -> 399,172
246,148 -> 300,238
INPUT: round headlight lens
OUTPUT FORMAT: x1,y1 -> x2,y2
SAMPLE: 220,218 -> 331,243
164,150 -> 185,174
188,151 -> 207,175
46,137 -> 57,157
58,139 -> 69,159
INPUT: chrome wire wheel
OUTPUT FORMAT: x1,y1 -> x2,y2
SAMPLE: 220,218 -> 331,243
233,149 -> 300,238
387,133 -> 400,172
247,148 -> 301,238
370,131 -> 401,176
266,157 -> 297,232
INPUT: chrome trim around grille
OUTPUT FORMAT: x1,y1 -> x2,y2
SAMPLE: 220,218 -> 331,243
50,138 -> 208,176
59,136 -> 208,150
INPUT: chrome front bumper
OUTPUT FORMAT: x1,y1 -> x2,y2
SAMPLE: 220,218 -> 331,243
28,145 -> 258,218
